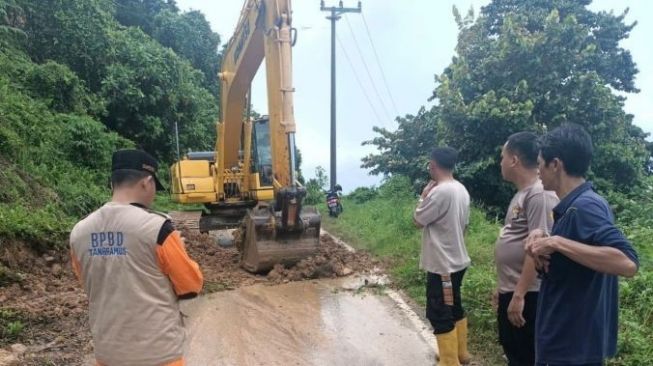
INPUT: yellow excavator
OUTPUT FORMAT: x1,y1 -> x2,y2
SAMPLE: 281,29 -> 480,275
169,0 -> 320,273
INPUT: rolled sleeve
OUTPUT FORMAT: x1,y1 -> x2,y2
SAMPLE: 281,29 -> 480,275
414,190 -> 449,227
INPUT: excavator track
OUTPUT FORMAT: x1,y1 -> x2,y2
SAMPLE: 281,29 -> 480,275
170,211 -> 202,231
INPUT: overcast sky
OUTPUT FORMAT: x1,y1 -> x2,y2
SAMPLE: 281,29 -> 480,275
176,0 -> 653,192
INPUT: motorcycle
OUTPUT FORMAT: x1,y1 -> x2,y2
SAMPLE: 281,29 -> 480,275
325,184 -> 343,218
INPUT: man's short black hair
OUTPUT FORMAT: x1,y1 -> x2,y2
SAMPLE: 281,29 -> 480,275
505,131 -> 539,169
111,169 -> 151,189
430,147 -> 459,171
538,123 -> 593,177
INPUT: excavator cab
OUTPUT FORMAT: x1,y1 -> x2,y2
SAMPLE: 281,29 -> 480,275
251,118 -> 274,187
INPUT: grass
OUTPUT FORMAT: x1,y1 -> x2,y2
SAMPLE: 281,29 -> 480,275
152,193 -> 203,213
322,183 -> 505,365
323,178 -> 653,366
5,321 -> 24,338
0,309 -> 26,344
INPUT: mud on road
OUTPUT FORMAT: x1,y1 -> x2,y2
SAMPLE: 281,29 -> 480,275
0,211 -> 382,365
182,277 -> 436,366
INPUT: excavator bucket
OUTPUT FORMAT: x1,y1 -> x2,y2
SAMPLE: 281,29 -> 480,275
239,204 -> 321,273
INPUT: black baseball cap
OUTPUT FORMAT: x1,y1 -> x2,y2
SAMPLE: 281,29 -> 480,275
111,149 -> 165,191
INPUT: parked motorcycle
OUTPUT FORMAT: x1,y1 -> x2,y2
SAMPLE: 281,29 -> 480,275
325,184 -> 343,218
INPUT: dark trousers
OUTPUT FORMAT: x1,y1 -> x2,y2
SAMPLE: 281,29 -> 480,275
498,292 -> 538,366
426,268 -> 466,334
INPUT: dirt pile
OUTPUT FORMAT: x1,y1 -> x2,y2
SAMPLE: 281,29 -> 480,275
0,242 -> 91,365
180,229 -> 263,292
267,234 -> 379,283
176,218 -> 379,288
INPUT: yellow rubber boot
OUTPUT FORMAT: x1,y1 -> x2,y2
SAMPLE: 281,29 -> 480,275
455,318 -> 471,364
435,329 -> 461,366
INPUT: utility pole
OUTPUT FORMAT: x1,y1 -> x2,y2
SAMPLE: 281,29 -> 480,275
320,0 -> 361,191
174,120 -> 180,161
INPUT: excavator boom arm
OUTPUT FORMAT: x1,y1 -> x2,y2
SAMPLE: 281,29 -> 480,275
218,0 -> 297,189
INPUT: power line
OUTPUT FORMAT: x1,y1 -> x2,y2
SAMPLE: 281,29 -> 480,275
336,34 -> 386,129
361,12 -> 399,116
343,14 -> 394,123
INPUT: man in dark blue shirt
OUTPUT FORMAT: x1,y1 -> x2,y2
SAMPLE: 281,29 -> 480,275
525,124 -> 639,365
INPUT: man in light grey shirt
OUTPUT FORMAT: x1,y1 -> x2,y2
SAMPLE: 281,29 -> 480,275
494,132 -> 558,366
414,147 -> 471,366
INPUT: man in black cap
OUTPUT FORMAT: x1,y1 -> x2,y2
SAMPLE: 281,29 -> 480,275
111,148 -> 166,190
69,149 -> 203,366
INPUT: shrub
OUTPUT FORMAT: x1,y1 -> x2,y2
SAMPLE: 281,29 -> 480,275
347,186 -> 378,204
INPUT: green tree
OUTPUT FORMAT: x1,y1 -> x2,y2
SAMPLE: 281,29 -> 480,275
0,52 -> 133,219
436,1 -> 649,208
646,140 -> 653,173
0,0 -> 26,46
152,10 -> 221,97
364,0 -> 650,211
17,0 -> 218,162
19,0 -> 115,91
361,107 -> 439,193
100,27 -> 217,160
304,166 -> 328,205
23,61 -> 105,115
295,147 -> 305,184
112,1 -> 220,99
113,0 -> 178,34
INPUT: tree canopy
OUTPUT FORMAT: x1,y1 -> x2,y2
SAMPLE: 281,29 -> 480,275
363,0 -> 650,212
0,0 -> 222,243
113,0 -> 221,97
15,0 -> 220,161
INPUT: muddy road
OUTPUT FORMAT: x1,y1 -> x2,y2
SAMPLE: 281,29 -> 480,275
181,277 -> 436,366
174,211 -> 437,366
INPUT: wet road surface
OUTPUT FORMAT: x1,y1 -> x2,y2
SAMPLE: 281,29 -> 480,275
181,276 -> 436,366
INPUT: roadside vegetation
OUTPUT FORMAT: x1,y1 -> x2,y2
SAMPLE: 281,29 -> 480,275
0,0 -> 220,254
322,176 -> 652,365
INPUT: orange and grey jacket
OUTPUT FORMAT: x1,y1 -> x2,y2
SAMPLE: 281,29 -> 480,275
69,202 -> 203,366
